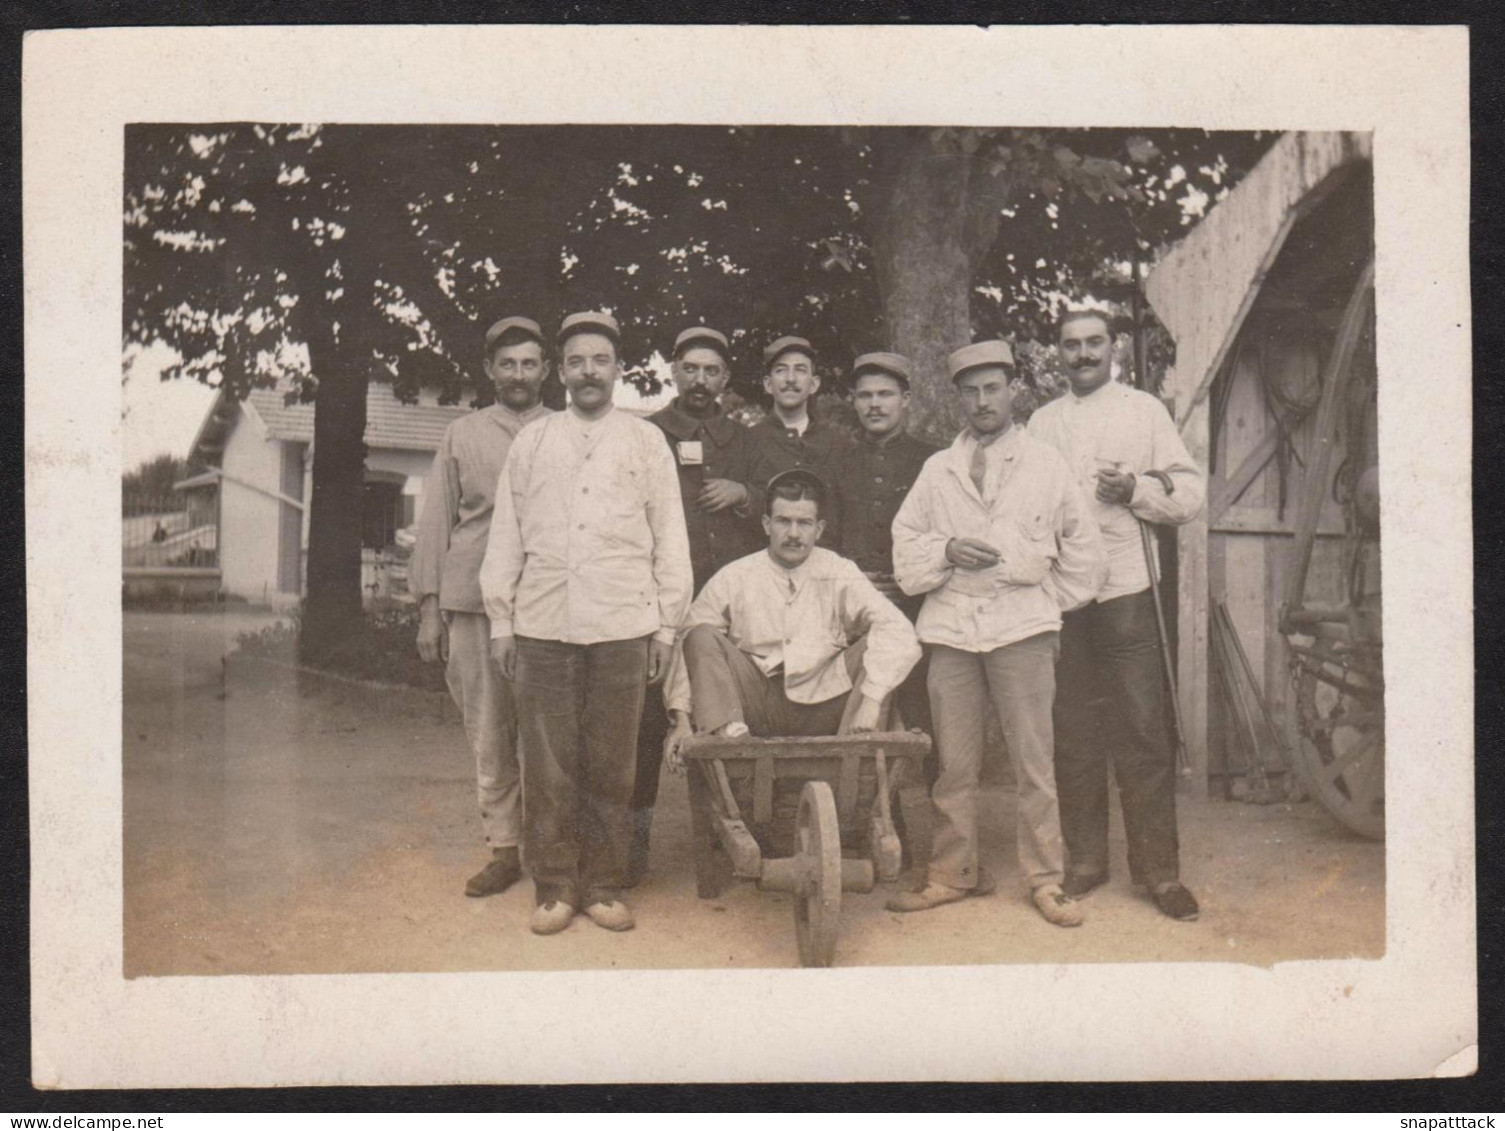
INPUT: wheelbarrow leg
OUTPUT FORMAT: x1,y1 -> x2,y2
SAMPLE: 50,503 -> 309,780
687,761 -> 723,899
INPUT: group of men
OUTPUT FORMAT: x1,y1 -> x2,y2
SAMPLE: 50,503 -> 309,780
410,304 -> 1205,938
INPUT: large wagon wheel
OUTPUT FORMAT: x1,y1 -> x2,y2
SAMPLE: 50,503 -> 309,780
792,780 -> 842,968
1291,647 -> 1385,840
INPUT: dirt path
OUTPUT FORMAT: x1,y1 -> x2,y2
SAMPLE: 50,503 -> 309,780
122,610 -> 1384,976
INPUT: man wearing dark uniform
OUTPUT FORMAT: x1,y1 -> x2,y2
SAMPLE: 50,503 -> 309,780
746,335 -> 853,506
829,351 -> 939,738
629,325 -> 759,883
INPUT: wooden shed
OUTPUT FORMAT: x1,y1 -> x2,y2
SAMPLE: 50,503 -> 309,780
1143,131 -> 1381,834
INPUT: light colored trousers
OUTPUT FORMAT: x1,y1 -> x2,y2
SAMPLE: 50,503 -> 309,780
927,632 -> 1065,891
445,611 -> 521,849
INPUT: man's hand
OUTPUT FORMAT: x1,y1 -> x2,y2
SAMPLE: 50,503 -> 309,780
490,635 -> 517,681
864,570 -> 902,600
416,599 -> 448,664
945,537 -> 1002,571
1095,468 -> 1136,506
663,710 -> 694,776
847,694 -> 882,734
646,637 -> 674,685
698,478 -> 749,513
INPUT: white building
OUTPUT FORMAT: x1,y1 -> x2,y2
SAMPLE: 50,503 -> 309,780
180,380 -> 471,608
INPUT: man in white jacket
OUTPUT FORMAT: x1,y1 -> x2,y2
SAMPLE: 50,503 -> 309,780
480,311 -> 693,937
889,340 -> 1104,926
1027,307 -> 1206,922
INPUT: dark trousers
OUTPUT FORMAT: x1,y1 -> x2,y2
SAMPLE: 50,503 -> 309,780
514,634 -> 649,907
633,698 -> 670,812
1053,589 -> 1180,886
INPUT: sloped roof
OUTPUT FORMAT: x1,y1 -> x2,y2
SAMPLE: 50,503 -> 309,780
1143,131 -> 1372,427
188,378 -> 474,465
245,381 -> 470,449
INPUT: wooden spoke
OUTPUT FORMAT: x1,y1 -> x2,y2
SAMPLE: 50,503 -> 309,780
792,780 -> 842,968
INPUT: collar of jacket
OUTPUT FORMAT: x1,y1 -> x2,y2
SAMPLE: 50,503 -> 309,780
754,410 -> 832,437
944,425 -> 1022,490
486,401 -> 550,426
653,399 -> 739,444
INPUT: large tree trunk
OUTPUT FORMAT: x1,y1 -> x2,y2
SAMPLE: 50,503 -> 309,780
870,132 -> 1014,442
298,330 -> 369,666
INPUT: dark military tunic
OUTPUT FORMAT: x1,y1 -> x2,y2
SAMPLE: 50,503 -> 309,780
830,427 -> 940,753
635,397 -> 759,816
830,429 -> 940,583
646,398 -> 759,592
746,413 -> 854,496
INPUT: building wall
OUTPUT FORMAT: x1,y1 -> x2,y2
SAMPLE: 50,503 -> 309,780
217,419 -> 442,607
367,447 -> 435,528
218,405 -> 288,606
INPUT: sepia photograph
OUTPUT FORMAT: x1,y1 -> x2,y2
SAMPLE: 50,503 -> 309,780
25,24 -> 1472,1086
118,122 -> 1382,975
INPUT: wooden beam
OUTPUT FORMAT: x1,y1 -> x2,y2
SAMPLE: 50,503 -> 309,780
1285,258 -> 1374,612
1213,505 -> 1347,537
1208,427 -> 1281,524
1177,396 -> 1211,800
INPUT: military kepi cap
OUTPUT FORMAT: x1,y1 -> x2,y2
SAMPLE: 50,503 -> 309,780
673,325 -> 730,359
484,316 -> 544,348
947,339 -> 1015,382
762,335 -> 817,369
558,310 -> 621,345
765,466 -> 829,505
851,351 -> 913,389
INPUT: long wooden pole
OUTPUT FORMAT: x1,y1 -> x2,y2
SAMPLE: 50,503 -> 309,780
1141,520 -> 1191,777
1283,257 -> 1375,621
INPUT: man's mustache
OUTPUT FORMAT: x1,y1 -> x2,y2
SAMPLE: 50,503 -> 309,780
1073,358 -> 1102,369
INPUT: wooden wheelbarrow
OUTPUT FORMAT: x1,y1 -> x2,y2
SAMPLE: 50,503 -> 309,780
681,730 -> 932,967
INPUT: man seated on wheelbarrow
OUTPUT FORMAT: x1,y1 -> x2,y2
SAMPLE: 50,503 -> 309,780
661,468 -> 922,762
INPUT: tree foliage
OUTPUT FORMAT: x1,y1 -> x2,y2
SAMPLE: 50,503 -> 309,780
124,123 -> 1276,643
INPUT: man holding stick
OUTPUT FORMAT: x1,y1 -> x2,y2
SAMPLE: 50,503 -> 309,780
1027,306 -> 1206,921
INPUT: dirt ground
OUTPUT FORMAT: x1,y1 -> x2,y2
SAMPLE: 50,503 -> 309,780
122,609 -> 1385,976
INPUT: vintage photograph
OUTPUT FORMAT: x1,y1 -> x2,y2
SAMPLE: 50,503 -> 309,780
119,122 -> 1383,974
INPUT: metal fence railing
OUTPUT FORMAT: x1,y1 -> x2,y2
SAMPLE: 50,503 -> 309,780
123,492 -> 219,570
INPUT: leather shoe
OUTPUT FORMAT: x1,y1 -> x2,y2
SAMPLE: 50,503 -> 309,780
886,881 -> 968,913
529,900 -> 576,935
1152,882 -> 1200,921
1032,884 -> 1085,927
465,848 -> 522,898
1061,870 -> 1109,899
583,899 -> 636,931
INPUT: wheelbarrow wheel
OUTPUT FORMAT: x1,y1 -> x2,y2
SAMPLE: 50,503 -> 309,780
793,780 -> 842,968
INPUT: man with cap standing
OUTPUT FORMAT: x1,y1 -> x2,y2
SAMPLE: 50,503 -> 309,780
746,336 -> 852,505
628,325 -> 759,883
889,340 -> 1104,927
661,467 -> 920,752
411,316 -> 553,899
1027,307 -> 1205,922
479,311 -> 692,935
